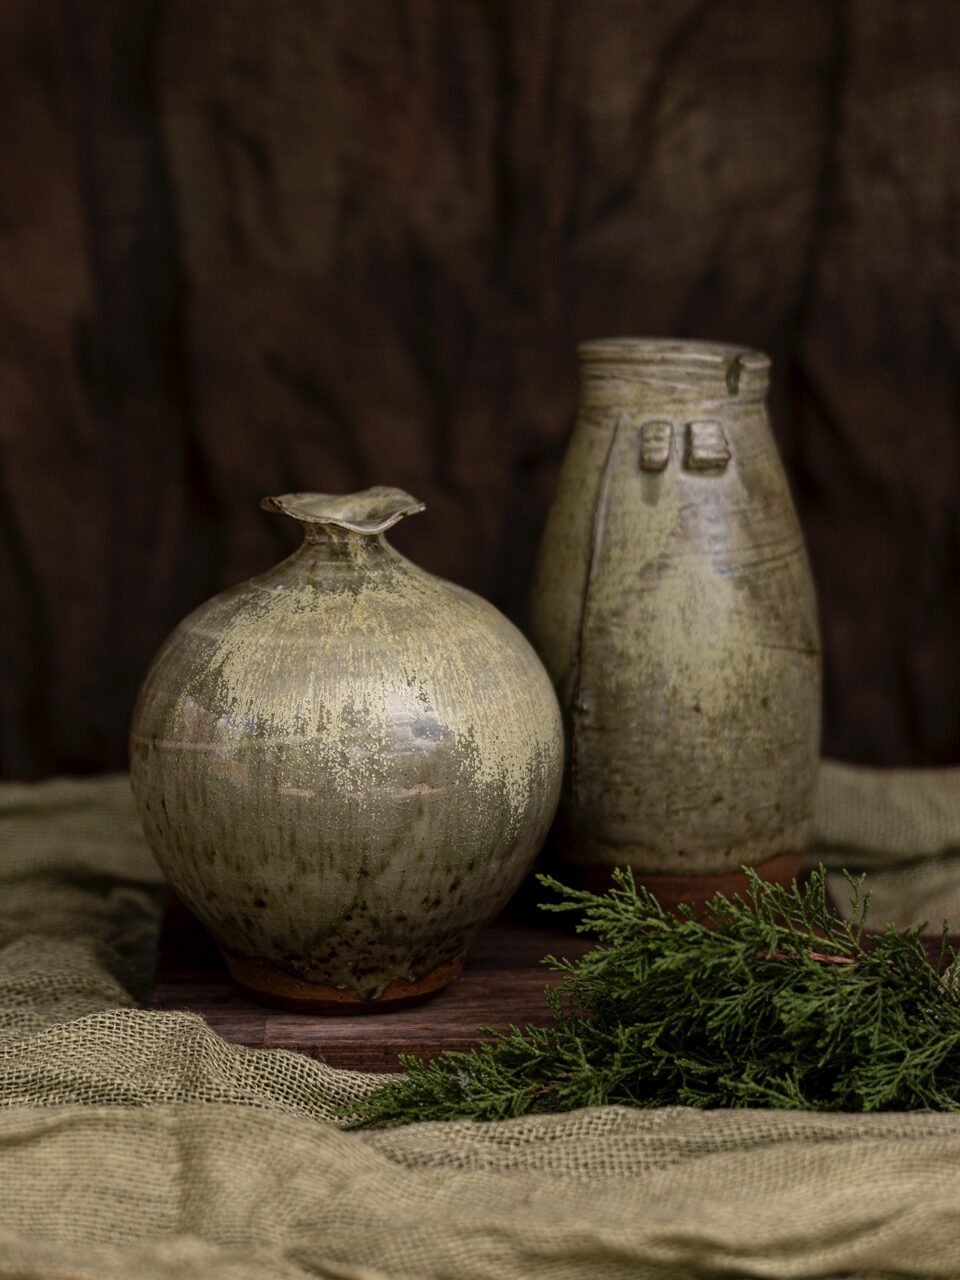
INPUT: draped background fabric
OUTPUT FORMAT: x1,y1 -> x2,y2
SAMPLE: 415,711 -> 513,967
2,0 -> 960,778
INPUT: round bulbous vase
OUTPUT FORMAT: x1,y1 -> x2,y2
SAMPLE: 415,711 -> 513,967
529,339 -> 821,907
131,488 -> 563,1011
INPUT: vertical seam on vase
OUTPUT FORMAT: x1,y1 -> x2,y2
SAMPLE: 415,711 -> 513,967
568,414 -> 624,809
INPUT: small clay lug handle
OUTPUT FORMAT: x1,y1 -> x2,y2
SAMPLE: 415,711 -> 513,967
639,420 -> 673,472
684,421 -> 731,473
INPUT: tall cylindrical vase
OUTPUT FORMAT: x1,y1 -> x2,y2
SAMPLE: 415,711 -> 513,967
529,339 -> 821,904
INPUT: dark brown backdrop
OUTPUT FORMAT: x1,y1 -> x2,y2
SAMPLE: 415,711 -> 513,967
2,0 -> 959,778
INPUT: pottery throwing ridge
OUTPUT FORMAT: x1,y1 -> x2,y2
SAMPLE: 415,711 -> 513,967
529,339 -> 822,901
131,487 -> 563,1010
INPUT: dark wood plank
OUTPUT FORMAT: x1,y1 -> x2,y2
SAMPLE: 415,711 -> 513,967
152,899 -> 592,1072
153,893 -> 960,1072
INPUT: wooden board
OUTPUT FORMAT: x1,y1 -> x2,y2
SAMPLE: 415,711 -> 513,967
153,896 -> 959,1073
152,900 -> 592,1072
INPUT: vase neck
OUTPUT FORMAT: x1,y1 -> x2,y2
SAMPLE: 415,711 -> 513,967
261,487 -> 424,576
578,338 -> 770,408
296,525 -> 396,566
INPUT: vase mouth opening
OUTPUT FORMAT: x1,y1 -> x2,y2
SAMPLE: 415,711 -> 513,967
261,486 -> 425,536
578,337 -> 770,396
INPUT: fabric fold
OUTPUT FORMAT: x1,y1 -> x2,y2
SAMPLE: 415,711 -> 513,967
812,760 -> 960,928
3,768 -> 960,1278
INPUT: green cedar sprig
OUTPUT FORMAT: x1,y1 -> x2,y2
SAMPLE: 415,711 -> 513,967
347,866 -> 960,1127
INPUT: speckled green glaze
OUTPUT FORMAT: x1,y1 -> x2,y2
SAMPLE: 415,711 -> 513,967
529,339 -> 821,877
130,488 -> 563,1000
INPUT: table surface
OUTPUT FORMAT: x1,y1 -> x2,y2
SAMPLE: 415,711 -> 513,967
152,900 -> 592,1071
152,896 -> 957,1073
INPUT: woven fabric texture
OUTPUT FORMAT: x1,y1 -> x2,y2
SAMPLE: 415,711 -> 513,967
812,761 -> 960,928
2,767 -> 960,1278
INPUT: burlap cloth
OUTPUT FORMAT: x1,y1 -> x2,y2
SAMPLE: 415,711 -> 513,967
3,768 -> 960,1279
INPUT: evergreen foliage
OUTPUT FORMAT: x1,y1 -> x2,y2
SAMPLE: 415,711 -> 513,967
349,867 -> 960,1127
